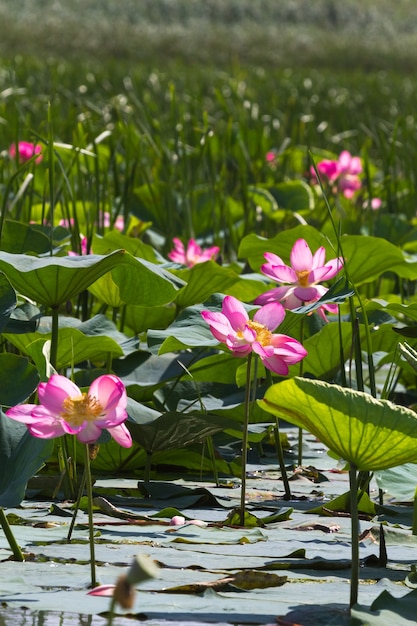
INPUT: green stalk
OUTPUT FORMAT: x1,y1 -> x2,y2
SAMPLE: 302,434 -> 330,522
66,468 -> 87,543
274,418 -> 292,500
50,304 -> 59,372
47,103 -> 56,256
297,316 -> 305,467
240,352 -> 253,526
144,451 -> 153,483
84,444 -> 97,588
265,368 -> 292,498
349,463 -> 359,609
107,596 -> 117,626
206,435 -> 219,486
0,508 -> 24,561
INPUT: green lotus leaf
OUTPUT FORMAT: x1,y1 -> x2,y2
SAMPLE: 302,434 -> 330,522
92,231 -> 160,263
260,377 -> 417,471
0,271 -> 17,334
0,411 -> 54,507
238,225 -> 327,270
88,253 -> 181,307
1,219 -> 52,254
147,302 -> 219,354
124,303 -> 176,334
0,353 -> 40,406
267,180 -> 314,212
0,250 -> 127,307
127,401 -> 238,454
5,327 -> 124,370
341,235 -> 406,285
173,261 -> 240,309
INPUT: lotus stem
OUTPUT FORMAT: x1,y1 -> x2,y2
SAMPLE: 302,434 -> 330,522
265,368 -> 291,499
0,507 -> 24,561
50,304 -> 59,371
274,418 -> 292,500
206,435 -> 219,486
84,443 -> 97,587
144,450 -> 153,484
349,463 -> 359,608
66,468 -> 87,543
240,352 -> 253,526
297,316 -> 305,467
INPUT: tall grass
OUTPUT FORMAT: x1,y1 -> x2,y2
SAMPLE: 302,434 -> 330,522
0,0 -> 417,70
1,55 -> 417,255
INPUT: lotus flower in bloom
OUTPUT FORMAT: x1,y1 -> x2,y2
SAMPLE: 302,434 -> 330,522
9,141 -> 43,164
6,374 -> 132,447
168,238 -> 219,267
311,150 -> 362,199
255,239 -> 343,321
201,295 -> 307,375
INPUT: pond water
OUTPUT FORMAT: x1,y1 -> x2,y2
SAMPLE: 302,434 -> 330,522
1,430 -> 415,625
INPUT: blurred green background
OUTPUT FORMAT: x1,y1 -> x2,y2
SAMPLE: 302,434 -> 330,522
0,0 -> 415,71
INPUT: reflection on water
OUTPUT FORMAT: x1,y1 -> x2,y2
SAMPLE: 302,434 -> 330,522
0,611 -> 219,626
0,610 -> 106,626
0,611 -> 223,626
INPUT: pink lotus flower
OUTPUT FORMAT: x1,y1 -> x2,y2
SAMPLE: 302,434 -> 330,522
68,235 -> 88,256
9,141 -> 43,164
169,515 -> 207,527
255,239 -> 343,322
168,238 -> 219,267
311,150 -> 362,199
88,554 -> 159,607
363,197 -> 382,211
6,374 -> 132,447
88,584 -> 116,598
103,212 -> 124,232
201,296 -> 307,375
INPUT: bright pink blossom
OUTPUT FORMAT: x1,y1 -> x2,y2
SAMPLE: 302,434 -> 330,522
255,239 -> 343,322
168,238 -> 219,267
6,374 -> 132,447
201,296 -> 307,375
88,584 -> 116,598
9,141 -> 43,164
169,515 -> 207,527
311,150 -> 362,199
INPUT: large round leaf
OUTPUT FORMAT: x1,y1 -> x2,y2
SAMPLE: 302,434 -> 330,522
5,327 -> 124,371
260,377 -> 417,471
88,254 -> 181,307
0,250 -> 127,307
